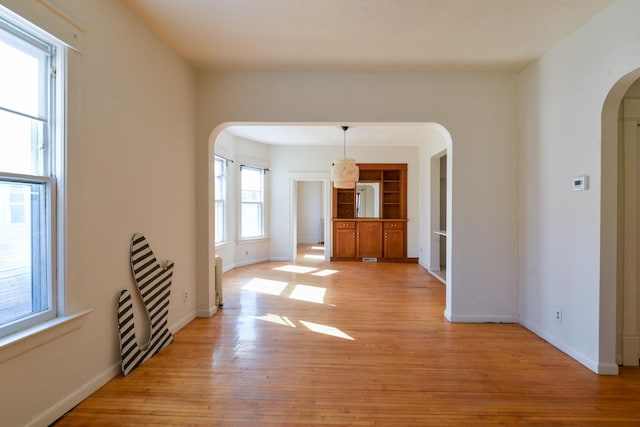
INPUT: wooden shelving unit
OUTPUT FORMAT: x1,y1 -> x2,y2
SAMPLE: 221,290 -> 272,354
335,189 -> 355,219
332,163 -> 409,262
382,169 -> 403,219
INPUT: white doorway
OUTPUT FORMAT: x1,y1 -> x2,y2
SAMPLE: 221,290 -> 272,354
290,174 -> 331,262
297,181 -> 324,245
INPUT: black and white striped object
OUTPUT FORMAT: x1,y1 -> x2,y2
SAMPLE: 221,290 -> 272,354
117,233 -> 174,376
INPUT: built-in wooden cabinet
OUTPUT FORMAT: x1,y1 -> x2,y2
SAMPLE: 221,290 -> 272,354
356,221 -> 383,258
334,221 -> 357,258
333,220 -> 386,259
383,221 -> 405,259
332,164 -> 410,262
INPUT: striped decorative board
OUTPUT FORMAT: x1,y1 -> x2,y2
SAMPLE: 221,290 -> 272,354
117,233 -> 174,376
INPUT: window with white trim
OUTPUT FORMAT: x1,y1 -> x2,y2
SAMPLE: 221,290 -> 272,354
240,165 -> 266,239
214,155 -> 226,244
0,12 -> 63,338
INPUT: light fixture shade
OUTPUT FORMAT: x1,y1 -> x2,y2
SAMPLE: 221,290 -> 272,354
333,180 -> 356,189
331,158 -> 359,188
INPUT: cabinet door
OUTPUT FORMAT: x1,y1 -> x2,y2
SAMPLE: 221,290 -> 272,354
334,222 -> 356,257
384,222 -> 405,258
357,222 -> 383,258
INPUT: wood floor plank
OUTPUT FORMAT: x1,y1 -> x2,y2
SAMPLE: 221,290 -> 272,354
54,245 -> 640,425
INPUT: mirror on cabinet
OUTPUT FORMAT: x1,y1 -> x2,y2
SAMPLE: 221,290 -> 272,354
355,182 -> 380,218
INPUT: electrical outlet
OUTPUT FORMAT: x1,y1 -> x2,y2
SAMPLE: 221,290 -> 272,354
554,308 -> 562,324
183,290 -> 188,303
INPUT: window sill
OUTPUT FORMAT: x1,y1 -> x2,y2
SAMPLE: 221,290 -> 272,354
237,237 -> 269,244
215,241 -> 230,249
0,309 -> 92,364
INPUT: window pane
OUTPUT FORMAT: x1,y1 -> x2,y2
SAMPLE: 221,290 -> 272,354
0,109 -> 44,175
0,180 -> 49,327
215,201 -> 224,244
0,27 -> 48,118
240,166 -> 265,239
214,176 -> 222,196
242,189 -> 261,202
214,157 -> 226,244
214,158 -> 225,198
241,168 -> 262,195
241,203 -> 263,238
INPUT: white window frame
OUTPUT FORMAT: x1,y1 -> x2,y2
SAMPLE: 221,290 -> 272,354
214,155 -> 227,245
239,164 -> 268,240
0,9 -> 64,339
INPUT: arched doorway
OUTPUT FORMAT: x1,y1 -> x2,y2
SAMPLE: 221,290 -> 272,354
602,69 -> 640,369
203,122 -> 454,318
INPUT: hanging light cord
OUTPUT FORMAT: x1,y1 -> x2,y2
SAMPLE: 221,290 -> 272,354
342,126 -> 348,158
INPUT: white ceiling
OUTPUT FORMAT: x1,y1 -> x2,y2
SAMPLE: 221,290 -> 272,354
226,124 -> 442,146
123,0 -> 614,146
124,0 -> 613,73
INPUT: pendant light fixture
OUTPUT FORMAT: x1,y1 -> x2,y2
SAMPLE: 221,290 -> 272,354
331,126 -> 359,189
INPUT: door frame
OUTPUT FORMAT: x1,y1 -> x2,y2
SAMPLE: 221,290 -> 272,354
289,173 -> 331,262
429,149 -> 448,283
619,99 -> 640,366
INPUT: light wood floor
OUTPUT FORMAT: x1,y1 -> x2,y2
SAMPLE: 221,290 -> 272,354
55,245 -> 640,425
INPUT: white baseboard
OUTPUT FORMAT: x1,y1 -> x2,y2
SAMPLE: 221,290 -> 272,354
28,361 -> 121,427
427,268 -> 446,284
233,257 -> 270,268
598,362 -> 620,375
170,311 -> 196,332
446,313 -> 518,323
519,317 -> 613,375
196,306 -> 218,318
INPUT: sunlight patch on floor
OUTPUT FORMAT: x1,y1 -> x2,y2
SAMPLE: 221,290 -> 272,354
303,254 -> 325,260
274,265 -> 318,274
253,313 -> 296,328
300,320 -> 354,340
242,277 -> 289,296
312,269 -> 338,277
289,284 -> 326,304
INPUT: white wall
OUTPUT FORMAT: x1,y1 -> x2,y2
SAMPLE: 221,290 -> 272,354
198,72 -> 519,328
0,1 -> 197,425
517,0 -> 640,374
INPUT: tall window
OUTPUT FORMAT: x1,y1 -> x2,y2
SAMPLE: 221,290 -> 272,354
214,156 -> 226,244
0,13 -> 62,337
240,165 -> 266,239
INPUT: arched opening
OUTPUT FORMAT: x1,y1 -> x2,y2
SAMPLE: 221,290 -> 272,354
601,68 -> 640,371
201,122 -> 454,318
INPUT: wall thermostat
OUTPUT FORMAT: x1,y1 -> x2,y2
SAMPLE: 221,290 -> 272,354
572,175 -> 588,192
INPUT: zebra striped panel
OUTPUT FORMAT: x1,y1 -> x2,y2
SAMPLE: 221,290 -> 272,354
117,233 -> 174,376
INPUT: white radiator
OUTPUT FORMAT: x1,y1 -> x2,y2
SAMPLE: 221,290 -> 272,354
215,255 -> 223,308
